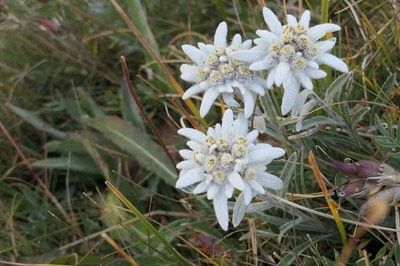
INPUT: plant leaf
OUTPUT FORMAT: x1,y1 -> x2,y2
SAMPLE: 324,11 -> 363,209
85,116 -> 177,185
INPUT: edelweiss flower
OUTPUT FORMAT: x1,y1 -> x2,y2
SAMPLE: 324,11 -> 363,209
232,7 -> 348,115
176,109 -> 285,230
180,22 -> 266,118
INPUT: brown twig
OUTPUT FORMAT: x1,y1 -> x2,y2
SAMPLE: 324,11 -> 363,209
120,56 -> 177,170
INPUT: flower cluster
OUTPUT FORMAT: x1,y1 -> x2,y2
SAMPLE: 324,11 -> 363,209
180,22 -> 266,118
233,7 -> 348,115
176,109 -> 285,230
176,7 -> 349,231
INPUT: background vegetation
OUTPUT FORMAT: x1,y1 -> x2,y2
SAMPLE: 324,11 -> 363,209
0,0 -> 399,265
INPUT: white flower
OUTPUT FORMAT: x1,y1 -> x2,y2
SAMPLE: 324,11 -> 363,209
176,109 -> 285,230
232,8 -> 348,115
180,22 -> 267,118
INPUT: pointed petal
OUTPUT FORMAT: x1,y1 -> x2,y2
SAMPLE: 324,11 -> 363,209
200,89 -> 220,117
243,188 -> 253,205
257,172 -> 283,189
307,23 -> 341,42
242,39 -> 253,49
214,22 -> 228,47
256,29 -> 278,41
275,61 -> 291,86
232,50 -> 265,62
305,68 -> 327,79
232,193 -> 246,227
182,44 -> 206,65
182,84 -> 205,99
287,14 -> 297,25
246,130 -> 259,143
266,66 -> 277,88
249,180 -> 265,194
207,183 -> 220,199
193,181 -> 209,194
222,93 -> 240,107
248,82 -> 265,95
176,167 -> 204,188
232,34 -> 242,45
297,72 -> 314,90
250,60 -> 274,71
179,149 -> 192,159
315,54 -> 349,72
299,10 -> 311,28
248,147 -> 285,163
243,92 -> 255,118
225,183 -> 234,198
221,109 -> 234,132
178,128 -> 206,142
213,192 -> 229,230
262,7 -> 282,35
281,78 -> 300,115
176,160 -> 197,170
228,171 -> 246,191
315,40 -> 336,53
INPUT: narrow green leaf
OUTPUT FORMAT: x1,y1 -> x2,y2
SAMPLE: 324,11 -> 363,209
32,156 -> 101,174
371,73 -> 396,117
278,152 -> 297,197
106,181 -> 191,266
325,72 -> 352,105
351,107 -> 370,129
8,104 -> 67,139
85,116 -> 177,185
121,79 -> 145,131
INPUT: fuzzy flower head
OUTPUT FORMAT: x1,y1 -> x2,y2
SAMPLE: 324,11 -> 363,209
233,8 -> 348,115
180,22 -> 266,118
176,109 -> 285,230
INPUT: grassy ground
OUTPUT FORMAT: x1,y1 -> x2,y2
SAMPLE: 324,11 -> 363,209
0,0 -> 399,265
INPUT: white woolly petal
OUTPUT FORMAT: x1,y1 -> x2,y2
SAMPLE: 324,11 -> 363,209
287,14 -> 297,25
297,72 -> 314,90
232,34 -> 242,45
187,140 -> 203,150
232,50 -> 265,62
299,10 -> 311,28
248,82 -> 265,95
207,183 -> 220,199
232,193 -> 246,227
257,172 -> 283,189
266,66 -> 278,88
181,72 -> 199,83
275,61 -> 291,86
200,88 -> 220,117
222,93 -> 240,107
315,40 -> 336,53
179,149 -> 192,159
281,78 -> 300,115
176,160 -> 197,170
315,54 -> 349,72
214,22 -> 228,47
305,68 -> 327,79
243,92 -> 255,118
228,171 -> 246,191
182,84 -> 205,99
221,109 -> 234,132
256,29 -> 279,41
243,188 -> 253,205
198,42 -> 213,54
178,128 -> 206,142
242,39 -> 253,49
213,192 -> 229,231
262,7 -> 282,35
176,167 -> 204,188
248,147 -> 285,163
246,130 -> 259,143
307,60 -> 320,69
182,44 -> 206,65
193,181 -> 208,194
249,60 -> 274,71
225,183 -> 235,198
307,23 -> 341,42
233,114 -> 248,136
250,143 -> 272,151
248,180 -> 265,194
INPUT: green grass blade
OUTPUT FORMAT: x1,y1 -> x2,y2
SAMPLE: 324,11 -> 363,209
105,181 -> 191,266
